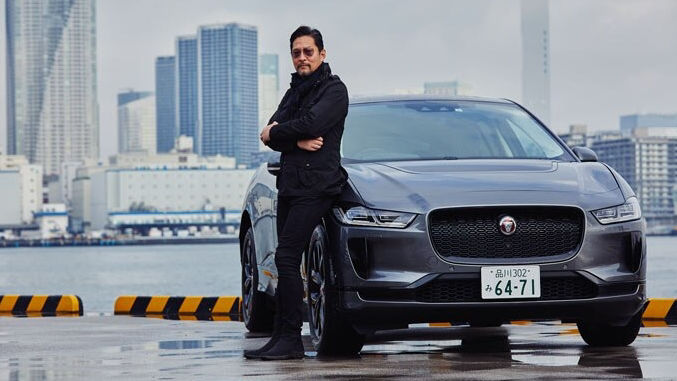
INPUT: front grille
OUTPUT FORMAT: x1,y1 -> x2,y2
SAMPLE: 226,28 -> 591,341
415,274 -> 596,303
358,273 -> 598,303
428,206 -> 584,259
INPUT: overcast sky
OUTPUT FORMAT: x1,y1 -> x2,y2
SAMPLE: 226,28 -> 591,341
1,0 -> 676,159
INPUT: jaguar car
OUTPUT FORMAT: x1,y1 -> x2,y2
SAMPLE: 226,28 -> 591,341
239,95 -> 647,355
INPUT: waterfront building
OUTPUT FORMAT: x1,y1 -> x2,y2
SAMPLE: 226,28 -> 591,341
176,36 -> 199,145
620,113 -> 677,136
0,155 -> 43,225
592,128 -> 677,228
521,0 -> 550,125
198,23 -> 258,166
118,90 -> 156,154
155,56 -> 177,153
71,149 -> 251,232
259,54 -> 279,151
5,0 -> 99,175
34,204 -> 68,238
423,81 -> 471,97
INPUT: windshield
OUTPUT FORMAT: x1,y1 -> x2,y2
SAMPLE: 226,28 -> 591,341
341,100 -> 574,162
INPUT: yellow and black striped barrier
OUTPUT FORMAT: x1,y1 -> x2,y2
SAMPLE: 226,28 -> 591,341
0,295 -> 83,317
429,298 -> 677,327
114,296 -> 241,321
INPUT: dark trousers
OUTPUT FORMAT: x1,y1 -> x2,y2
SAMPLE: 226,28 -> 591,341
274,195 -> 335,335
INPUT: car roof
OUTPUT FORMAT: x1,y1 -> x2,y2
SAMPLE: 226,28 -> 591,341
349,94 -> 516,105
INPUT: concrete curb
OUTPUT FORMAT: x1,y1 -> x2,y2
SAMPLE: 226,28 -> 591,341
0,295 -> 83,316
114,295 -> 241,320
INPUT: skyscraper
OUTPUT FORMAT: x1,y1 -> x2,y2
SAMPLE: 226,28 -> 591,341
155,56 -> 177,153
521,0 -> 550,125
176,36 -> 199,145
6,0 -> 99,175
259,54 -> 279,151
198,23 -> 258,166
118,90 -> 156,154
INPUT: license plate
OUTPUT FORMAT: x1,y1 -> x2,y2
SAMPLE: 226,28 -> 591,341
481,266 -> 540,299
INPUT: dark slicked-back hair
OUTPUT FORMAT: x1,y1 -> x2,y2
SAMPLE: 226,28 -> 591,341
289,26 -> 324,51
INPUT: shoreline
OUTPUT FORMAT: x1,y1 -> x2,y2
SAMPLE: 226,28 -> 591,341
0,236 -> 239,248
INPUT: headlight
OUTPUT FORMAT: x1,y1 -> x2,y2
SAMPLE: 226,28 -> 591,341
592,197 -> 641,224
333,206 -> 416,228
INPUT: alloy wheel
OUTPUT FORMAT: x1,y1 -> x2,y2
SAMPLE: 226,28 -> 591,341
308,237 -> 326,340
241,235 -> 254,324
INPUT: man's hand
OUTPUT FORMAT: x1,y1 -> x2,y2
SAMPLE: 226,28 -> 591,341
260,121 -> 278,144
297,137 -> 324,151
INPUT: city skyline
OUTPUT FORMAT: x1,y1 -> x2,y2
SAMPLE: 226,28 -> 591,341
0,1 -> 675,160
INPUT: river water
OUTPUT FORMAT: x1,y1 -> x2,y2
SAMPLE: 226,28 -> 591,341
0,237 -> 675,313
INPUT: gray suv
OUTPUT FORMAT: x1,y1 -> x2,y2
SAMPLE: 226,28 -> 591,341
239,96 -> 647,356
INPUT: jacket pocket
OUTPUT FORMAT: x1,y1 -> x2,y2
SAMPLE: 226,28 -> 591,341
297,167 -> 329,190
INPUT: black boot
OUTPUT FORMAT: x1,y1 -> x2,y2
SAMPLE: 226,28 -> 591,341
244,294 -> 282,359
259,333 -> 304,360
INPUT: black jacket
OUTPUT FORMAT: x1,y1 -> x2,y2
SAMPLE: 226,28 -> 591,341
266,63 -> 349,197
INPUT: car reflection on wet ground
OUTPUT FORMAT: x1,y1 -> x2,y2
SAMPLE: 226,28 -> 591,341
0,317 -> 674,380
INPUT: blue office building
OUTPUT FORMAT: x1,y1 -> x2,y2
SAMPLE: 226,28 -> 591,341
197,23 -> 258,166
155,56 -> 176,153
176,36 -> 199,144
620,113 -> 677,136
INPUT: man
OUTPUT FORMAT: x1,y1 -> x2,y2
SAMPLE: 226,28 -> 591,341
244,26 -> 349,360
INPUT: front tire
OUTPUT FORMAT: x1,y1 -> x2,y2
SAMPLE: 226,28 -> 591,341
577,311 -> 642,347
241,227 -> 273,332
306,225 -> 364,356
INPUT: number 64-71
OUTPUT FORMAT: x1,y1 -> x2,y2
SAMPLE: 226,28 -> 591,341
494,279 -> 535,296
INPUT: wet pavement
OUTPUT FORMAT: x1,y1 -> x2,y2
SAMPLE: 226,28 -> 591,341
0,316 -> 675,380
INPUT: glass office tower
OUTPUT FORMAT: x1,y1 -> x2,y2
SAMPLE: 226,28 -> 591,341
155,56 -> 176,153
176,36 -> 199,146
198,23 -> 258,166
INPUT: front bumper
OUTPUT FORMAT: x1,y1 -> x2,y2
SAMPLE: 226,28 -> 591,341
325,210 -> 647,327
339,280 -> 646,327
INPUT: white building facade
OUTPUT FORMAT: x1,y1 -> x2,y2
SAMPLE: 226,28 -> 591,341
71,153 -> 253,232
0,155 -> 43,225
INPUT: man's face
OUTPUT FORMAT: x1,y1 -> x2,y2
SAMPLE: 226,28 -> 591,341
291,36 -> 326,76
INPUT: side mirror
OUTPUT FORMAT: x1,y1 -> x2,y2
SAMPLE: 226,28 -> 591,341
572,146 -> 598,162
267,160 -> 280,176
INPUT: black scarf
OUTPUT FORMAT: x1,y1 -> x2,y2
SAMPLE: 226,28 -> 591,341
288,62 -> 332,110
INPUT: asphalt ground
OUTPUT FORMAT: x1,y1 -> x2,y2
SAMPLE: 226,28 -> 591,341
0,316 -> 675,380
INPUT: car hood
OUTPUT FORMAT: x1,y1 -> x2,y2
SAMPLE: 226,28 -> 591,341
343,159 -> 624,214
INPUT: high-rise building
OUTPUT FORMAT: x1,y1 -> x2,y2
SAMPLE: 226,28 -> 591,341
176,36 -> 199,144
423,81 -> 472,97
620,113 -> 677,136
259,54 -> 279,151
118,90 -> 156,154
521,0 -> 550,125
155,56 -> 177,153
5,0 -> 99,175
198,23 -> 258,166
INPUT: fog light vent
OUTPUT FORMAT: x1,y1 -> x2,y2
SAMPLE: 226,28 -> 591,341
347,238 -> 370,279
